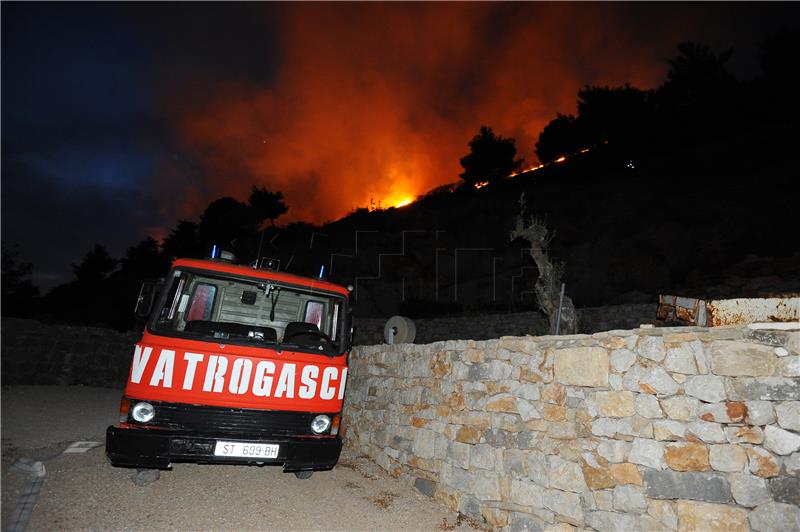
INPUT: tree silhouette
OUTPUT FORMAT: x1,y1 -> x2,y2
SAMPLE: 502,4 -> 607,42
656,41 -> 737,146
759,28 -> 800,120
161,220 -> 203,260
459,126 -> 523,186
72,244 -> 117,284
535,114 -> 585,164
577,84 -> 653,154
249,186 -> 288,226
1,242 -> 40,316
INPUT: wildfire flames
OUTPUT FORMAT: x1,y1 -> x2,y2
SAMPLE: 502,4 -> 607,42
156,4 -> 673,225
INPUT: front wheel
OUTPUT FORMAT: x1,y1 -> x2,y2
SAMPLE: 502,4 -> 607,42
294,470 -> 313,479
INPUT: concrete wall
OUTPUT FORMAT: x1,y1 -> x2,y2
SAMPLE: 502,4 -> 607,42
344,325 -> 800,530
354,304 -> 656,345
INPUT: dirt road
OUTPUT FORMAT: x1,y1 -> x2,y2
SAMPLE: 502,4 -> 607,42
1,386 -> 473,531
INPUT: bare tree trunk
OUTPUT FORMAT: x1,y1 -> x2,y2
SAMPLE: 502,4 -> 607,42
510,194 -> 577,335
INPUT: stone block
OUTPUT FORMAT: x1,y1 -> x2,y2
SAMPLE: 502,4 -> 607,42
542,403 -> 566,421
541,383 -> 566,405
514,383 -> 542,401
653,420 -> 686,441
730,472 -> 771,507
749,501 -> 800,532
729,377 -> 799,401
516,398 -> 542,422
612,484 -> 647,513
593,490 -> 614,511
696,401 -> 743,424
471,471 -> 501,501
597,439 -> 630,463
643,469 -> 731,503
664,343 -> 700,374
509,513 -> 545,532
483,428 -> 510,448
592,417 -> 634,439
640,368 -> 679,396
665,442 -> 709,472
768,476 -> 800,505
455,426 -> 481,444
775,401 -> 800,431
414,477 -> 437,497
683,374 -> 727,403
708,444 -> 747,472
595,391 -> 636,418
585,510 -> 639,532
638,336 -> 666,362
486,393 -> 518,414
687,420 -> 725,443
458,494 -> 481,518
675,500 -> 748,532
413,428 -> 436,459
610,348 -> 637,372
629,438 -> 665,470
446,440 -> 470,469
778,355 -> 800,377
622,364 -> 648,392
508,513 -> 543,532
547,421 -> 577,440
554,347 -> 609,387
504,449 -> 526,478
725,425 -> 764,444
543,489 -> 583,527
470,444 -> 497,470
662,396 -> 699,421
510,478 -> 545,507
647,499 -> 677,530
610,463 -> 642,485
763,424 -> 800,455
548,455 -> 586,493
581,454 -> 615,489
747,447 -> 780,478
710,341 -> 777,376
528,450 -> 549,486
636,393 -> 664,419
785,452 -> 800,477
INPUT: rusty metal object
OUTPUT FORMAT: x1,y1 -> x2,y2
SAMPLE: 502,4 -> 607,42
657,295 -> 799,327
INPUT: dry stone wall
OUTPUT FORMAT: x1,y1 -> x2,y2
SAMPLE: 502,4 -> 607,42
1,317 -> 138,388
344,324 -> 800,531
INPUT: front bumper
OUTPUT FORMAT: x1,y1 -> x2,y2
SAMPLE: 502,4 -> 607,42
106,426 -> 342,472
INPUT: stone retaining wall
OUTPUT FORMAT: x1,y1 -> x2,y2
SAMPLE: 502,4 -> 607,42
354,304 -> 656,345
344,324 -> 800,531
1,318 -> 138,388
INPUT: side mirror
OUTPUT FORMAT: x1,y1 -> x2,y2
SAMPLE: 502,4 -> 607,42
134,280 -> 161,319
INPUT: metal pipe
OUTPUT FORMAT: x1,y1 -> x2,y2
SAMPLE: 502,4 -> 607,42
555,282 -> 565,335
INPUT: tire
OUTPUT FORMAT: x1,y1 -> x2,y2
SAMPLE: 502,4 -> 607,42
294,470 -> 313,479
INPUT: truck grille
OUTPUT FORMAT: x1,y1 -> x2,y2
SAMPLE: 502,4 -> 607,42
149,402 -> 326,436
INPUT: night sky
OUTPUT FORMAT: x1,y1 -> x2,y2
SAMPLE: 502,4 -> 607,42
2,3 -> 798,289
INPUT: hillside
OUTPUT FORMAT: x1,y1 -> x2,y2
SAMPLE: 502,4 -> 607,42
274,129 -> 799,318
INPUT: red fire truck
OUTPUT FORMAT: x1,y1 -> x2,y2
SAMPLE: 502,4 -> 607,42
106,253 -> 351,479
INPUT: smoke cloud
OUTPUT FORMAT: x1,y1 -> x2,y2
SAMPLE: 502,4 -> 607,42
152,3 -> 774,225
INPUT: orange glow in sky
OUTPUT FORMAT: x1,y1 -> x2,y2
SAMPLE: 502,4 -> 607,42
158,4 -> 670,226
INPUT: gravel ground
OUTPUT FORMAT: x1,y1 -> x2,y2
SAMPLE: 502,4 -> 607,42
1,385 -> 477,531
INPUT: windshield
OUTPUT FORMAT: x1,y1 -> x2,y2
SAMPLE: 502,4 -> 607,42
151,268 -> 346,355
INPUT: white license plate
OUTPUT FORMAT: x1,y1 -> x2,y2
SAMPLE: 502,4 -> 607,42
213,441 -> 279,459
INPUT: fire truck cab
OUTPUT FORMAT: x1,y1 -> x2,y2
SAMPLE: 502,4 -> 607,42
106,254 -> 351,478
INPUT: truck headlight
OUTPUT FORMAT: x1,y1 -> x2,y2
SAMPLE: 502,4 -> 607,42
310,414 -> 331,434
131,402 -> 155,423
